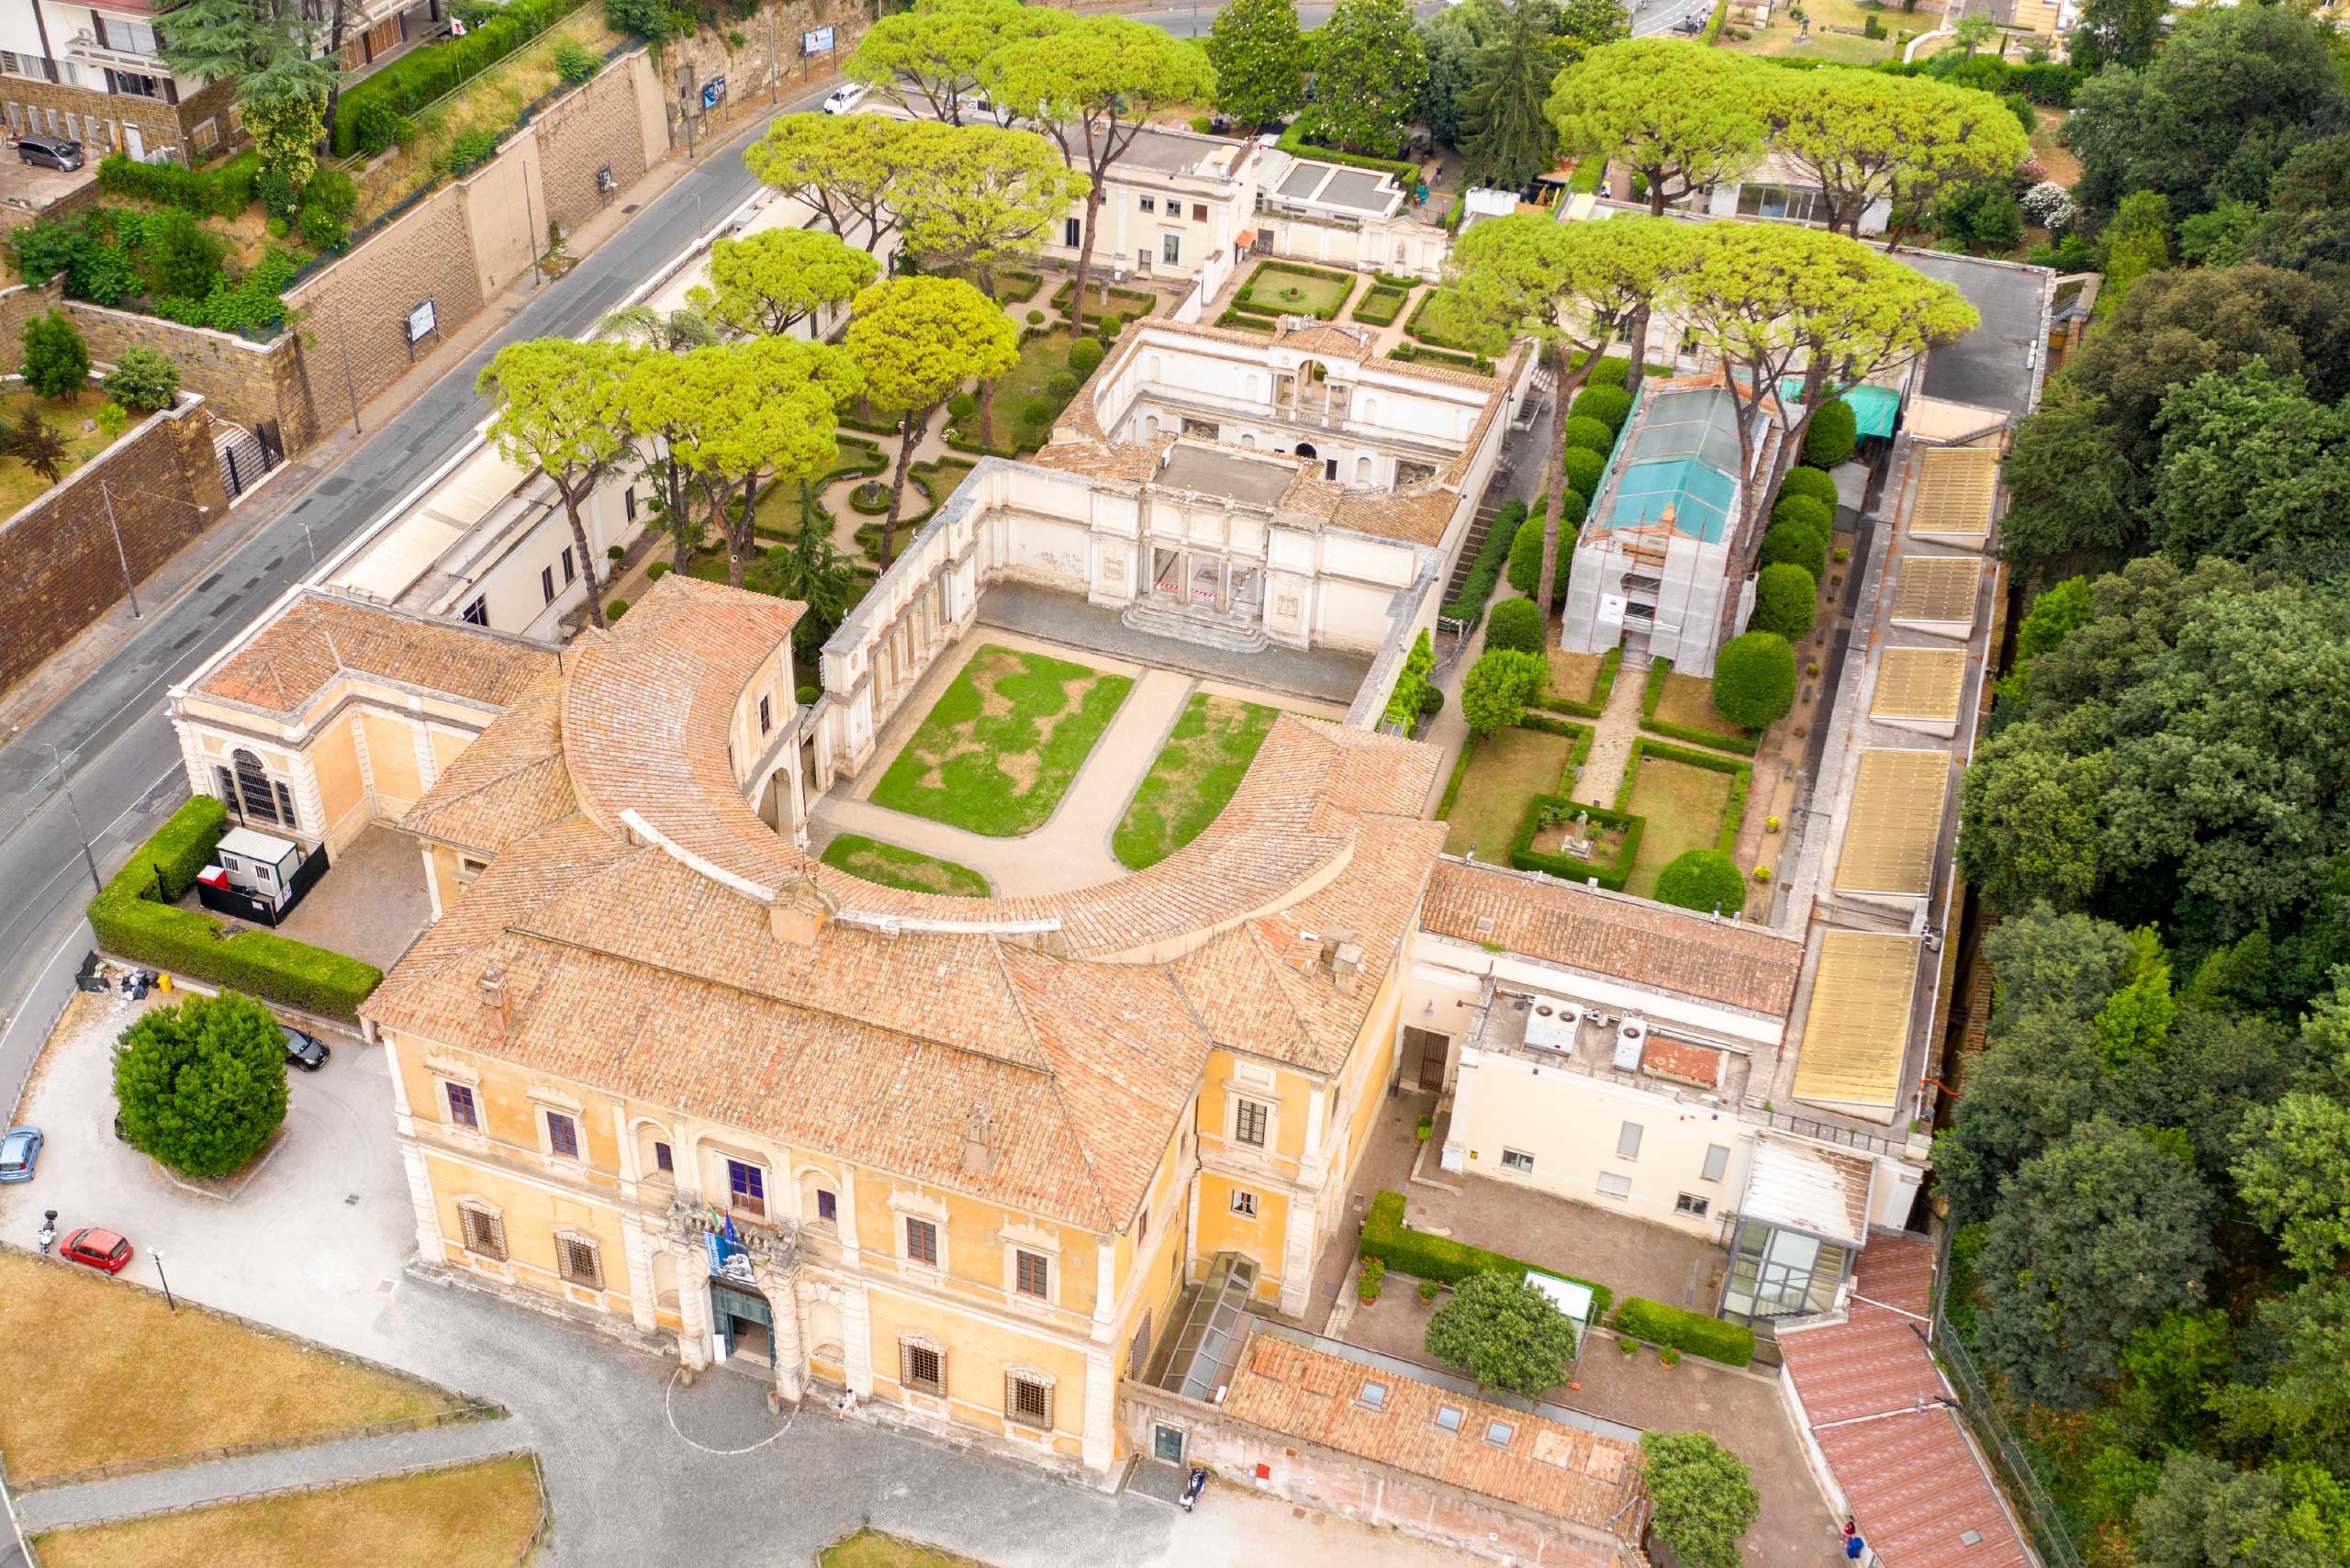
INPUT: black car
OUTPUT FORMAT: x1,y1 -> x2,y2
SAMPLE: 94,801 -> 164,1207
17,134 -> 84,172
281,1025 -> 330,1072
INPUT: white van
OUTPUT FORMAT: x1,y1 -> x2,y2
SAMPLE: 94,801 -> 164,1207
822,83 -> 867,115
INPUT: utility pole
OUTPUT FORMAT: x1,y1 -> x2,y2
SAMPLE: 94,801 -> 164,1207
331,297 -> 362,434
41,745 -> 102,896
523,161 -> 543,287
97,479 -> 141,619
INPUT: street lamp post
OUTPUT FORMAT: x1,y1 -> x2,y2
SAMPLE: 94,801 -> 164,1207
152,1248 -> 177,1313
40,744 -> 102,897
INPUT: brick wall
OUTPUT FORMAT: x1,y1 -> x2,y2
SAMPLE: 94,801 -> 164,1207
1117,1384 -> 1637,1568
0,390 -> 231,693
63,298 -> 317,455
533,53 -> 657,242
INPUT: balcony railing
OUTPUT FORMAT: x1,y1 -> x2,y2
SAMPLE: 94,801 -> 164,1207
63,30 -> 163,73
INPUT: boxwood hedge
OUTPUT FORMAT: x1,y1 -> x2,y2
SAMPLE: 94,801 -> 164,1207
1612,1297 -> 1755,1366
1360,1191 -> 1614,1318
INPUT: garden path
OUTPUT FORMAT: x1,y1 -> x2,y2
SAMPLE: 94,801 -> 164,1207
1571,653 -> 1650,808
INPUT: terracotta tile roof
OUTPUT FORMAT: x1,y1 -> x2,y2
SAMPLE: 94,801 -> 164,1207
1778,1237 -> 2031,1568
1223,1332 -> 1646,1550
1640,1036 -> 1723,1090
400,665 -> 576,856
1420,861 -> 1803,1017
196,589 -> 554,716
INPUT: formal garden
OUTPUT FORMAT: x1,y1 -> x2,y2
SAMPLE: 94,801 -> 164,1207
1111,693 -> 1279,870
867,645 -> 1135,837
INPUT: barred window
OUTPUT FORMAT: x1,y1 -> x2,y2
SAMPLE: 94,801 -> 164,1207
1234,1098 -> 1270,1148
458,1204 -> 505,1260
555,1233 -> 602,1288
900,1338 -> 946,1395
1006,1372 -> 1053,1429
1014,1249 -> 1049,1299
905,1216 -> 938,1266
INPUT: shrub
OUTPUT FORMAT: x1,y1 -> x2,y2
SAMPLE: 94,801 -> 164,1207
1562,415 -> 1615,454
1026,309 -> 1046,325
796,684 -> 820,704
1584,354 -> 1630,387
19,310 -> 88,399
646,560 -> 672,581
1775,465 -> 1840,512
946,391 -> 978,421
1802,397 -> 1859,466
1357,1256 -> 1385,1302
605,598 -> 630,620
1748,562 -> 1818,639
1772,493 -> 1833,535
1382,628 -> 1435,728
1651,849 -> 1747,914
298,205 -> 350,252
1360,1192 -> 1614,1316
1067,337 -> 1104,378
102,346 -> 181,412
607,544 -> 624,560
302,166 -> 357,223
94,400 -> 128,440
1561,445 -> 1606,498
1614,1299 -> 1755,1367
553,35 -> 601,84
337,0 -> 594,152
113,991 -> 290,1178
1460,649 -> 1550,734
1570,382 -> 1632,432
444,127 -> 503,176
1418,1277 -> 1440,1302
1713,632 -> 1796,730
145,208 -> 226,299
353,99 -> 403,156
1505,494 -> 1586,594
256,165 -> 298,221
1419,685 -> 1444,719
1045,369 -> 1080,400
605,0 -> 683,37
1758,521 -> 1828,583
1484,596 -> 1545,654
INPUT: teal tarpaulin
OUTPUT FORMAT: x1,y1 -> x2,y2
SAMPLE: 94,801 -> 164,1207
1777,380 -> 1900,440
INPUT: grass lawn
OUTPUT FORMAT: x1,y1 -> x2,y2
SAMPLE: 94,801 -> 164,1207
1723,0 -> 1901,62
987,329 -> 1080,442
820,833 -> 991,896
1620,756 -> 1736,901
822,1529 -> 992,1568
754,439 -> 885,540
1244,264 -> 1354,317
1441,725 -> 1573,859
0,1250 -> 464,1482
1649,672 -> 1754,748
869,644 -> 1134,836
1113,694 -> 1279,869
31,1456 -> 542,1568
1547,650 -> 1604,707
0,389 -> 118,519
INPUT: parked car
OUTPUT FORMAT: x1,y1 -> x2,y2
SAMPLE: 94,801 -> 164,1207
822,83 -> 867,115
0,1126 -> 41,1183
281,1025 -> 330,1072
60,1227 -> 132,1273
16,134 -> 84,172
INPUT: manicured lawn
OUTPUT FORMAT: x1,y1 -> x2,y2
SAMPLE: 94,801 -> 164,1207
987,328 -> 1080,442
32,1456 -> 543,1568
1245,263 -> 1354,317
1113,694 -> 1279,869
1649,672 -> 1753,747
1441,725 -> 1573,859
1548,650 -> 1604,707
0,1249 -> 463,1482
822,1529 -> 992,1568
0,389 -> 118,520
820,833 -> 991,896
1723,0 -> 1901,62
869,644 -> 1134,836
1620,756 -> 1736,901
754,438 -> 885,541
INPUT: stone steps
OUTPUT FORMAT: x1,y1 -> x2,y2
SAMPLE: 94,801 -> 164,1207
1118,599 -> 1269,654
214,425 -> 273,500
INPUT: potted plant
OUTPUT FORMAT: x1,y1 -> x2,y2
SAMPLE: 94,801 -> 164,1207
1415,1114 -> 1434,1142
1659,1345 -> 1682,1368
1357,1257 -> 1385,1304
1618,1336 -> 1640,1355
1418,1277 -> 1440,1303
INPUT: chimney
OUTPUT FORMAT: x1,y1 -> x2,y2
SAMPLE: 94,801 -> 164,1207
961,1103 -> 993,1175
768,877 -> 836,947
478,960 -> 511,1038
1331,940 -> 1363,998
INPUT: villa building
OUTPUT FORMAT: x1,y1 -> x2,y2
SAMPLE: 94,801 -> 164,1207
0,0 -> 234,162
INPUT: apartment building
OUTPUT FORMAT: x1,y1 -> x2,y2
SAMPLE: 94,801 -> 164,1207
0,0 -> 232,160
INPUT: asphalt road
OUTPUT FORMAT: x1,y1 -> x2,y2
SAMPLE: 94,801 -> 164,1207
0,85 -> 834,1101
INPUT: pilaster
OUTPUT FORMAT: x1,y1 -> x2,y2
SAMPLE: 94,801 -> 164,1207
621,1218 -> 659,1335
840,1278 -> 874,1397
1278,1185 -> 1316,1318
398,1140 -> 444,1263
675,1245 -> 712,1372
763,1265 -> 804,1403
1080,1346 -> 1116,1478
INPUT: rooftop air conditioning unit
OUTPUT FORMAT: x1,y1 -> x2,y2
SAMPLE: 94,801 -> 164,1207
1523,1001 -> 1581,1053
1612,1017 -> 1648,1072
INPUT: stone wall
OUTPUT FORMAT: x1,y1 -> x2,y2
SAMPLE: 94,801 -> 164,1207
0,391 -> 230,693
291,175 -> 491,430
0,73 -> 238,165
64,297 -> 317,455
655,0 -> 871,152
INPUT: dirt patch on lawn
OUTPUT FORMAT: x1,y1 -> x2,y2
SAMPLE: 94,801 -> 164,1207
1547,650 -> 1603,706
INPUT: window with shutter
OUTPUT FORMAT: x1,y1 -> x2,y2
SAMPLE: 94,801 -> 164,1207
458,1204 -> 506,1259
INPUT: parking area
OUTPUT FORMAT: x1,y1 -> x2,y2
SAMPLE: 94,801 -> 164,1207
0,146 -> 95,228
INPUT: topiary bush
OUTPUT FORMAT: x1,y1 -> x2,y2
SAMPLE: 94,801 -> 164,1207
1775,465 -> 1840,513
946,391 -> 977,421
1803,397 -> 1859,467
1505,493 -> 1587,594
1484,596 -> 1546,654
1067,337 -> 1104,378
1713,632 -> 1796,730
1563,415 -> 1616,454
1758,521 -> 1828,583
113,990 -> 290,1178
1748,562 -> 1818,639
1561,445 -> 1606,498
1772,494 -> 1833,536
1571,382 -> 1632,432
1045,369 -> 1080,399
1651,849 -> 1748,915
102,345 -> 180,412
1584,354 -> 1630,387
645,560 -> 672,581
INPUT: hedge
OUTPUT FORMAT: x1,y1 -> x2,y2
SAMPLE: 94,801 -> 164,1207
1441,498 -> 1524,626
1236,260 -> 1359,320
1512,794 -> 1644,890
1640,658 -> 1762,756
1360,1191 -> 1614,1318
97,151 -> 260,218
1274,118 -> 1419,185
1617,738 -> 1751,854
1533,644 -> 1622,720
1613,1297 -> 1754,1366
1389,341 -> 1492,374
1351,286 -> 1409,327
1403,289 -> 1480,353
333,0 -> 588,154
88,796 -> 384,1020
1215,308 -> 1277,334
1050,280 -> 1157,324
1775,465 -> 1840,513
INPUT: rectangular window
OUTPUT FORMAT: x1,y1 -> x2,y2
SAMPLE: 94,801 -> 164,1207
1500,1148 -> 1535,1174
274,782 -> 297,827
1014,1249 -> 1049,1298
1433,1404 -> 1463,1433
462,597 -> 488,626
758,694 -> 772,734
1234,1098 -> 1269,1148
1229,1190 -> 1258,1218
1617,1121 -> 1643,1159
1064,216 -> 1081,247
1139,195 -> 1156,213
901,1339 -> 946,1395
544,1112 -> 579,1159
1006,1372 -> 1051,1428
652,1140 -> 673,1173
726,1159 -> 767,1217
1161,231 -> 1181,265
1358,1380 -> 1388,1411
444,1082 -> 478,1128
541,565 -> 555,604
555,1233 -> 602,1288
1676,1193 -> 1711,1218
815,1189 -> 837,1222
1702,1143 -> 1729,1182
560,546 -> 576,585
1192,203 -> 1207,223
1597,1171 -> 1632,1200
623,487 -> 637,521
1484,1419 -> 1516,1448
458,1204 -> 505,1259
905,1215 -> 939,1265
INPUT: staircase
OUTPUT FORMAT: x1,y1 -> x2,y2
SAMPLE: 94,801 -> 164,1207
214,423 -> 271,500
1119,599 -> 1269,655
1443,490 -> 1512,604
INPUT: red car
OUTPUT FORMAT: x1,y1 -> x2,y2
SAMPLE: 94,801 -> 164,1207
60,1227 -> 132,1274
